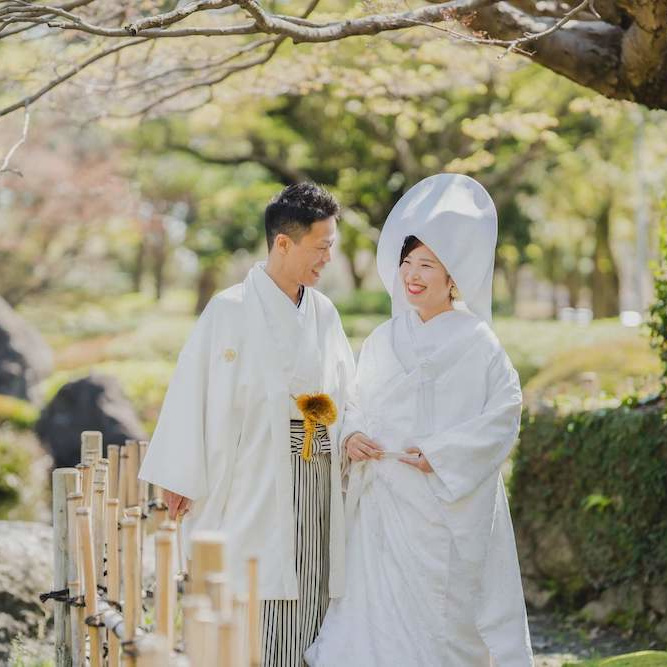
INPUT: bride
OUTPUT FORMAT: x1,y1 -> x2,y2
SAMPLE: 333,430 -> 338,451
305,174 -> 534,666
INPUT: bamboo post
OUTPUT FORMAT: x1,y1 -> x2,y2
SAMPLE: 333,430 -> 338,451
53,468 -> 79,666
99,457 -> 109,501
247,558 -> 260,667
176,514 -> 188,581
121,516 -> 141,665
124,506 -> 144,621
119,446 -> 129,511
77,507 -> 103,667
218,613 -> 238,667
74,463 -> 84,492
138,440 -> 149,514
108,444 -> 120,500
153,505 -> 168,532
152,484 -> 164,507
181,595 -> 210,661
93,464 -> 107,584
233,595 -> 250,667
198,608 -> 220,667
206,573 -> 232,616
81,430 -> 103,467
81,464 -> 93,509
207,573 -> 238,666
106,498 -> 121,667
135,634 -> 169,667
190,531 -> 226,595
67,492 -> 85,667
126,439 -> 140,508
154,525 -> 176,650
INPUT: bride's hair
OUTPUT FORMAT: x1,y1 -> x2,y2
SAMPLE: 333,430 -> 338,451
399,235 -> 424,264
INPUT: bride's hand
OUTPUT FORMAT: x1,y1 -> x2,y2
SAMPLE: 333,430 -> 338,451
345,432 -> 384,461
400,447 -> 434,473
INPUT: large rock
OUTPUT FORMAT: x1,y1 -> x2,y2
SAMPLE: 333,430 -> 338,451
580,582 -> 645,625
649,585 -> 667,616
36,373 -> 146,467
522,577 -> 556,611
533,524 -> 578,581
0,297 -> 53,403
0,521 -> 53,663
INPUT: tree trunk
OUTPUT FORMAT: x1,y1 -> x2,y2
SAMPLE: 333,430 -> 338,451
591,201 -> 620,319
501,263 -> 520,316
132,237 -> 145,293
195,264 -> 220,315
564,269 -> 582,309
542,246 -> 560,320
151,219 -> 167,302
346,254 -> 364,291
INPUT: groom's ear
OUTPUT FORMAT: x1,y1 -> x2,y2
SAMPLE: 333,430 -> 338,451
273,232 -> 293,256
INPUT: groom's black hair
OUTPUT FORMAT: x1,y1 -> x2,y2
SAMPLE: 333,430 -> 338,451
265,182 -> 340,250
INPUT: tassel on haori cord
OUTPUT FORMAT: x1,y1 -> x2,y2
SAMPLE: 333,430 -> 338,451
293,393 -> 337,461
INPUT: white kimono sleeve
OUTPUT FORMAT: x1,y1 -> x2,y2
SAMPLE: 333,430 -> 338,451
420,348 -> 522,503
138,300 -> 215,501
338,335 -> 367,450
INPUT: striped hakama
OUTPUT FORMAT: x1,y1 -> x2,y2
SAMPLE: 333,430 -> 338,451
261,420 -> 332,667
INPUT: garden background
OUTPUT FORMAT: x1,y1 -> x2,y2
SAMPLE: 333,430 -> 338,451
1,1 -> 667,665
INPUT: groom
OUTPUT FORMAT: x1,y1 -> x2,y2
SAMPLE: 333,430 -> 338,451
139,182 -> 360,665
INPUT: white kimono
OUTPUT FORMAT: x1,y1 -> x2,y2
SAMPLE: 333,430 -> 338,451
306,308 -> 534,666
139,263 -> 355,600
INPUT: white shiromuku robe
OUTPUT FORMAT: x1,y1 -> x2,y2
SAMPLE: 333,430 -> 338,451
306,308 -> 534,667
139,262 -> 355,601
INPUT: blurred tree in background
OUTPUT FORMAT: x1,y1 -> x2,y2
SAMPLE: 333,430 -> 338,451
1,21 -> 666,317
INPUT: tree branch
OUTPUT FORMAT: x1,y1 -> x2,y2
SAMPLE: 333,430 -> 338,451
0,37 -> 148,117
468,2 -> 631,100
0,104 -> 30,177
166,138 -> 308,184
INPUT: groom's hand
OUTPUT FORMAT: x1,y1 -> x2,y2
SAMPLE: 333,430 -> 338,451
164,489 -> 193,520
346,432 -> 384,461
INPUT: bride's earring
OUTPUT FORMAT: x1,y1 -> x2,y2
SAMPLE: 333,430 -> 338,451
450,284 -> 460,301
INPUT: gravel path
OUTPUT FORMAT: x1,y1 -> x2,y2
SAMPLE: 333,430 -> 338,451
7,606 -> 665,665
530,609 -> 665,666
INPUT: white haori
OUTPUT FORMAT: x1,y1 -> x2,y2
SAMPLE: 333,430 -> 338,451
139,262 -> 355,600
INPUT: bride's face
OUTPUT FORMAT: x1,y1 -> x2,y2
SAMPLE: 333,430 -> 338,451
399,243 -> 453,312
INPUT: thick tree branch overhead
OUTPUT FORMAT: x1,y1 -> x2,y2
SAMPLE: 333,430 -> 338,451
0,0 -> 666,119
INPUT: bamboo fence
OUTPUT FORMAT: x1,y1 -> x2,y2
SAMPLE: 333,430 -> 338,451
46,431 -> 261,667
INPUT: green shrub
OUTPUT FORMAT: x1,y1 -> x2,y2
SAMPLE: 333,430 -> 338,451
0,395 -> 39,430
511,402 -> 667,603
494,317 -> 653,387
647,203 -> 667,395
335,290 -> 391,316
0,435 -> 32,515
523,337 -> 660,407
564,652 -> 667,667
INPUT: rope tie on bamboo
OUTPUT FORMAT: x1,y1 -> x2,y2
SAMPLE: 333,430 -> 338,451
147,499 -> 167,511
105,598 -> 123,612
39,588 -> 85,607
122,640 -> 140,658
109,615 -> 124,636
85,612 -> 106,628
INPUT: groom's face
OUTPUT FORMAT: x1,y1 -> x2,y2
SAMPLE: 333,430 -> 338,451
285,216 -> 337,287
